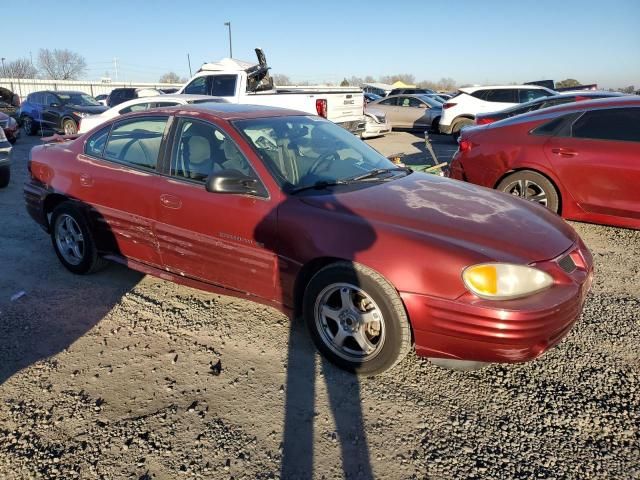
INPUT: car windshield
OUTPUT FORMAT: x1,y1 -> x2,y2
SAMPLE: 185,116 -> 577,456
58,93 -> 101,107
234,115 -> 402,192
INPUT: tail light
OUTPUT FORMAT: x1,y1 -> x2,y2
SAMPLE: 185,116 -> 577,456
476,117 -> 495,125
443,102 -> 456,109
316,99 -> 328,118
458,138 -> 472,152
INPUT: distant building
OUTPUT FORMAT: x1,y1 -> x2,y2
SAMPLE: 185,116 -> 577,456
391,80 -> 416,89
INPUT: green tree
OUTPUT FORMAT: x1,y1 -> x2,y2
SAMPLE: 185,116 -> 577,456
556,78 -> 581,88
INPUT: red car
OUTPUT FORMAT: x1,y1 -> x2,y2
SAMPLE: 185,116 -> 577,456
0,111 -> 20,144
450,96 -> 640,230
25,104 -> 593,374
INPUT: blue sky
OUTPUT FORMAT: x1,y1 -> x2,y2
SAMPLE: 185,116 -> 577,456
4,0 -> 639,88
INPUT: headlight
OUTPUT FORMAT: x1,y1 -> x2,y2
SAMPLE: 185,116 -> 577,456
72,111 -> 90,118
462,263 -> 553,300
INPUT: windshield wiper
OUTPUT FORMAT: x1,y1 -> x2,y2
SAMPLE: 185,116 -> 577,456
347,167 -> 412,182
289,180 -> 352,194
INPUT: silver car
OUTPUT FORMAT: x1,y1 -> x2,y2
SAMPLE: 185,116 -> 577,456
369,94 -> 442,131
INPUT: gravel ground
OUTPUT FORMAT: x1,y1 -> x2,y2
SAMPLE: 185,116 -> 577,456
0,133 -> 638,480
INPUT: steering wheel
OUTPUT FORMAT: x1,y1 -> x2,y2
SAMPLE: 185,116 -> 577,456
307,151 -> 338,177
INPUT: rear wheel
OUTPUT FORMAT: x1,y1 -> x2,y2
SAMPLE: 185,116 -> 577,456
303,262 -> 412,375
62,118 -> 78,135
452,118 -> 474,140
0,166 -> 10,188
51,202 -> 107,274
497,170 -> 560,213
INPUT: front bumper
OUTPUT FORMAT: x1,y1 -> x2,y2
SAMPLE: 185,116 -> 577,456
361,120 -> 391,139
402,244 -> 594,364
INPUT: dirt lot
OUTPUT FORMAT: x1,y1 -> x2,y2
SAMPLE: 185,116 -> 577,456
0,133 -> 638,480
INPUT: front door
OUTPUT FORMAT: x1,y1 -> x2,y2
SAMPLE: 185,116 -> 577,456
154,117 -> 279,301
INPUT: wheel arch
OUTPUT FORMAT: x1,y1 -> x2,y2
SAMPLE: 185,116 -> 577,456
493,167 -> 564,214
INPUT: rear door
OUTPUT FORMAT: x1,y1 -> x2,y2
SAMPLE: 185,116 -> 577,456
76,116 -> 170,266
544,107 -> 640,219
154,116 -> 279,300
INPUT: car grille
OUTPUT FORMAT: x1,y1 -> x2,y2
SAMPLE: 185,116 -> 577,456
558,254 -> 577,273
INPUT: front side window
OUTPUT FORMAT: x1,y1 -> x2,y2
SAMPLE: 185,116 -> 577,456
103,117 -> 168,170
234,115 -> 399,191
184,77 -> 207,95
571,108 -> 640,142
170,118 -> 258,182
84,125 -> 111,157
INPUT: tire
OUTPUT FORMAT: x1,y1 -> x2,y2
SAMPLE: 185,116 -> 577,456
431,117 -> 441,133
496,170 -> 560,213
50,202 -> 107,274
22,116 -> 36,136
303,261 -> 412,375
0,165 -> 9,188
452,118 -> 474,141
62,118 -> 78,135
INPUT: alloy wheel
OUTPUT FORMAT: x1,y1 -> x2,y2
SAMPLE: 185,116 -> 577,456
54,214 -> 85,266
504,179 -> 548,206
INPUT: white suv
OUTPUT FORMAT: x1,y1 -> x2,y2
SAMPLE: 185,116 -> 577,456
439,85 -> 556,137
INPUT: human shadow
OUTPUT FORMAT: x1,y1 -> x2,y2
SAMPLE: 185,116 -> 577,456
254,188 -> 377,479
0,175 -> 142,385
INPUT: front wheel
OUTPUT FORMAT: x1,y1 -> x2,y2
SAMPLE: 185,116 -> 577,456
51,202 -> 106,274
0,165 -> 9,188
496,170 -> 560,213
303,262 -> 412,375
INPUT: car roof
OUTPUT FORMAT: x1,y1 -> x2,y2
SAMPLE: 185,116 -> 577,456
122,102 -> 310,121
460,85 -> 552,93
105,94 -> 226,112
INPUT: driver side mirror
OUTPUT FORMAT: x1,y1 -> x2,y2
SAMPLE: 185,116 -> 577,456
205,170 -> 262,196
50,102 -> 61,108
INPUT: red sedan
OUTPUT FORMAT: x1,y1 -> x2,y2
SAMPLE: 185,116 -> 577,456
450,96 -> 640,230
25,104 -> 593,374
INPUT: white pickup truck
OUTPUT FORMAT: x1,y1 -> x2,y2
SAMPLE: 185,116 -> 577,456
179,49 -> 366,134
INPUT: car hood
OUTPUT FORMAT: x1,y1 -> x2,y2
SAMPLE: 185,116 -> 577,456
299,173 -> 577,263
68,105 -> 108,114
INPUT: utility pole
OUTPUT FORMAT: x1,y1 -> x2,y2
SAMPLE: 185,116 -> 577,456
113,57 -> 119,81
224,22 -> 233,58
30,51 -> 33,65
187,53 -> 192,77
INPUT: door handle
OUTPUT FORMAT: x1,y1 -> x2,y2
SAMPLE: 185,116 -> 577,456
551,148 -> 578,158
160,193 -> 182,209
79,173 -> 94,187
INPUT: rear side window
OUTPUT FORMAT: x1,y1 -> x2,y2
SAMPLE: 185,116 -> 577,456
471,90 -> 490,101
209,75 -> 237,96
571,108 -> 640,142
484,89 -> 517,103
85,125 -> 111,157
103,117 -> 168,170
531,112 -> 581,137
519,89 -> 551,103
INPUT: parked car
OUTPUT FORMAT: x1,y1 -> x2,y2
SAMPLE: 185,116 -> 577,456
475,92 -> 625,126
361,107 -> 391,139
440,85 -> 557,138
388,88 -> 435,96
179,48 -> 366,135
364,92 -> 382,104
0,87 -> 20,119
449,96 -> 640,230
94,94 -> 109,106
0,112 -> 20,144
25,103 -> 593,374
368,94 -> 442,131
19,91 -> 107,135
106,87 -> 162,108
78,94 -> 227,133
0,127 -> 11,188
